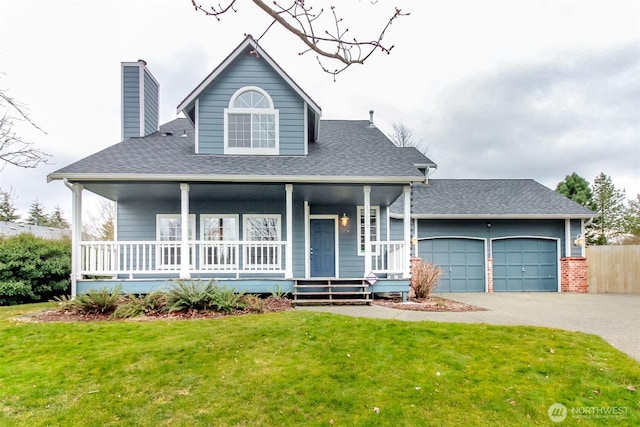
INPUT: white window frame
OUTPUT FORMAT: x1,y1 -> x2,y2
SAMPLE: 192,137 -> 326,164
224,86 -> 279,155
357,206 -> 380,256
200,214 -> 239,241
243,214 -> 282,269
243,214 -> 281,242
200,214 -> 239,269
156,214 -> 195,269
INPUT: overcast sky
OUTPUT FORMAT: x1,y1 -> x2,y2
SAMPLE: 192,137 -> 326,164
1,0 -> 638,219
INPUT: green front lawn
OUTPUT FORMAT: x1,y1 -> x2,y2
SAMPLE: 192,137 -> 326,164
0,304 -> 638,426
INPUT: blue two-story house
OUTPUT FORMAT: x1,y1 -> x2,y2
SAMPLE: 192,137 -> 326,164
48,35 -> 596,300
48,36 -> 428,301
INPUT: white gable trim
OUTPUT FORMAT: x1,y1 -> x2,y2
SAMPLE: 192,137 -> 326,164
176,37 -> 321,118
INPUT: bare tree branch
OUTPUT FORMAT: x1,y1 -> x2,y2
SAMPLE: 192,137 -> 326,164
0,114 -> 50,171
0,76 -> 49,171
190,0 -> 409,78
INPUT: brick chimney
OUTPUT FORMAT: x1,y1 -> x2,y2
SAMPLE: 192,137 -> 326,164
121,59 -> 159,139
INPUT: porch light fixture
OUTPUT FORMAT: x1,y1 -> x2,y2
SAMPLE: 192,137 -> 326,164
340,213 -> 349,227
574,233 -> 585,246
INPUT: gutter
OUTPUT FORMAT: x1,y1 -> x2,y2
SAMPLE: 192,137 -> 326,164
48,173 -> 426,185
389,213 -> 599,220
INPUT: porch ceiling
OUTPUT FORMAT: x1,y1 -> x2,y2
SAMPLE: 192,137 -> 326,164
80,182 -> 405,206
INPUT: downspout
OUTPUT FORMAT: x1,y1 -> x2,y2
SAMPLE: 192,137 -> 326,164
63,178 -> 81,298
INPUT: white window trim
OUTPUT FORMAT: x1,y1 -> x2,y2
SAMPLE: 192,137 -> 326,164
200,214 -> 239,241
156,214 -> 196,269
224,86 -> 279,155
242,214 -> 282,241
156,214 -> 196,240
357,206 -> 380,256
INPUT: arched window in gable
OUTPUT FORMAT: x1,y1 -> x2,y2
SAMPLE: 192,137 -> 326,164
224,86 -> 279,154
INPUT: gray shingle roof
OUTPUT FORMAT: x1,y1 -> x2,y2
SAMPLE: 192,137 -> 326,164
48,118 -> 426,183
391,179 -> 597,218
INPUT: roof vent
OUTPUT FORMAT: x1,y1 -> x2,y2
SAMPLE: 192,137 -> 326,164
369,110 -> 374,124
181,130 -> 188,138
162,131 -> 173,136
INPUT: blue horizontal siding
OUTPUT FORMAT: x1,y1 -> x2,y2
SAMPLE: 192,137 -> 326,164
122,65 -> 140,139
197,53 -> 305,155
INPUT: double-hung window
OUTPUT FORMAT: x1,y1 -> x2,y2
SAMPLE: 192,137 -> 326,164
156,214 -> 195,269
201,215 -> 238,269
243,215 -> 281,269
225,86 -> 279,155
357,206 -> 380,255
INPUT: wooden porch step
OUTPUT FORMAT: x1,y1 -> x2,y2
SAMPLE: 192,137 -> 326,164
293,278 -> 371,306
294,299 -> 371,305
294,291 -> 370,296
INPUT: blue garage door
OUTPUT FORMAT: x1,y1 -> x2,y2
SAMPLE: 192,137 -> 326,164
492,238 -> 557,292
419,238 -> 485,292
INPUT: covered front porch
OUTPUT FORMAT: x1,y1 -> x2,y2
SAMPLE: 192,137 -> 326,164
65,180 -> 415,298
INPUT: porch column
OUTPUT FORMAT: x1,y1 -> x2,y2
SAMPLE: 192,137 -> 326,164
285,184 -> 293,278
580,219 -> 586,257
564,218 -> 571,258
180,183 -> 190,279
403,185 -> 411,278
363,185 -> 372,275
66,181 -> 83,298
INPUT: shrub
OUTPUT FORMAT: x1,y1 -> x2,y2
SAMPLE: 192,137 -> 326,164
166,280 -> 246,313
73,285 -> 122,314
166,280 -> 218,312
241,294 -> 265,312
0,281 -> 37,305
0,234 -> 71,305
210,287 -> 245,313
113,292 -> 167,318
411,261 -> 442,298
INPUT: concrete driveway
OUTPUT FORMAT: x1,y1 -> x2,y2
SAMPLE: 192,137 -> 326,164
297,293 -> 640,362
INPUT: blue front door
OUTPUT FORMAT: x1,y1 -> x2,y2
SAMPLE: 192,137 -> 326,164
310,219 -> 335,277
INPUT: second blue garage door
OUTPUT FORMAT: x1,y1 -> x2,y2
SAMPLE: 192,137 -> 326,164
419,238 -> 485,292
492,238 -> 558,292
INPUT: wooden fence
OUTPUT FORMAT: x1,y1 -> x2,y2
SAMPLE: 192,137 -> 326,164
587,245 -> 640,293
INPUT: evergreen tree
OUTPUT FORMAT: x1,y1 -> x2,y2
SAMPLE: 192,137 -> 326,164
47,205 -> 70,229
26,199 -> 48,226
590,173 -> 627,245
0,187 -> 20,222
623,194 -> 640,244
555,172 -> 595,209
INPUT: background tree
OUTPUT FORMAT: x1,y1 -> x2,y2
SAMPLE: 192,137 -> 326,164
0,187 -> 20,222
82,198 -> 115,240
47,205 -> 70,230
388,122 -> 415,148
191,0 -> 408,77
555,172 -> 595,210
590,172 -> 627,245
26,199 -> 48,226
622,194 -> 640,244
0,76 -> 49,171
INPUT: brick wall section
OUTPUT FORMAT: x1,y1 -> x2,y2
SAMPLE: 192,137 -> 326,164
486,257 -> 493,293
560,257 -> 588,293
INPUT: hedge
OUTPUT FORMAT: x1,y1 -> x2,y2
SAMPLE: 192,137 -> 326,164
0,234 -> 71,305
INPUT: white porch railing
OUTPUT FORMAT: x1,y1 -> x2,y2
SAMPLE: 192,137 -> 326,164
80,240 -> 286,277
371,241 -> 406,276
80,240 -> 407,278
